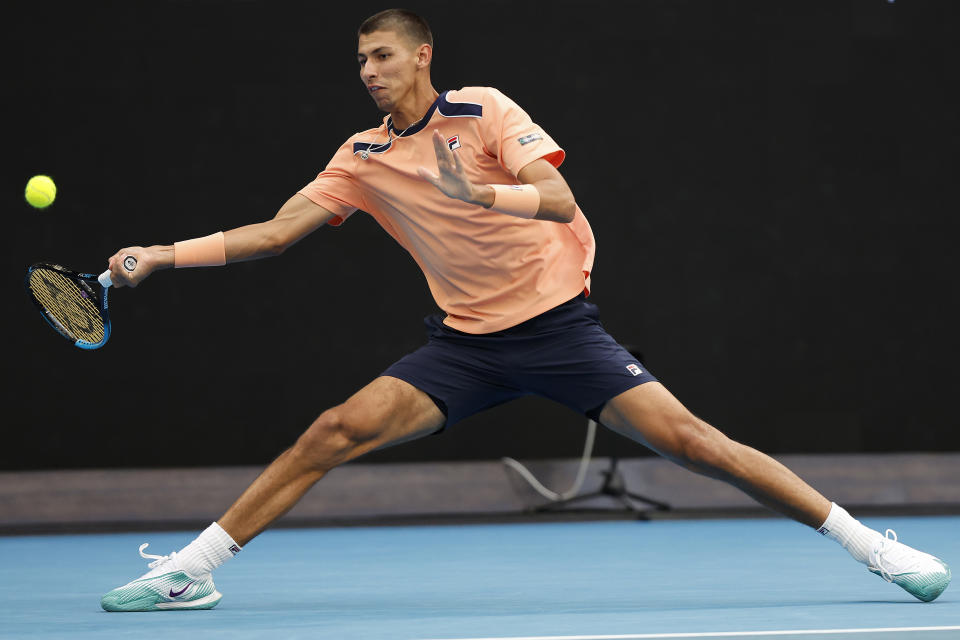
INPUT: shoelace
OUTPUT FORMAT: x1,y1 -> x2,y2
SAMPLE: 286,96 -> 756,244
138,543 -> 177,569
873,529 -> 899,583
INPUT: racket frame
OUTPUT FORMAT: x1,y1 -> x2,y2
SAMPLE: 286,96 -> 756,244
25,262 -> 112,349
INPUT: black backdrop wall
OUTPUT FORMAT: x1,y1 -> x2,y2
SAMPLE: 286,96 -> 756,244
4,1 -> 958,470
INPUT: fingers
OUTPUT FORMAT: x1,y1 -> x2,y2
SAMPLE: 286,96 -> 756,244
106,247 -> 143,288
106,253 -> 125,288
431,129 -> 449,158
418,130 -> 475,202
418,131 -> 450,188
109,257 -> 133,288
451,148 -> 464,174
431,130 -> 456,173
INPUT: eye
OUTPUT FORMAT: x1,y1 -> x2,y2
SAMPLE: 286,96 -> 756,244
379,54 -> 390,60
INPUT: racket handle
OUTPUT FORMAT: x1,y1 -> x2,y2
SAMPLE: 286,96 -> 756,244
98,256 -> 138,289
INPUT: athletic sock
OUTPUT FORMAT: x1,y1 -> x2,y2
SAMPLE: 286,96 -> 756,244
176,522 -> 242,577
816,502 -> 883,565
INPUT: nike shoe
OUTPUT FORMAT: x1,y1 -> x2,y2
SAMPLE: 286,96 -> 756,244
869,529 -> 951,602
101,543 -> 222,612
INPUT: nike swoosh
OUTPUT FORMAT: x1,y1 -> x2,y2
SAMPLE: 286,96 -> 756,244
169,581 -> 195,598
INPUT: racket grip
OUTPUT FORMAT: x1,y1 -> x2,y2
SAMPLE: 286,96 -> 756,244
98,256 -> 137,289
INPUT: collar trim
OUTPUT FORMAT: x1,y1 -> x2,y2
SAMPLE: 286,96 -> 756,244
385,90 -> 483,137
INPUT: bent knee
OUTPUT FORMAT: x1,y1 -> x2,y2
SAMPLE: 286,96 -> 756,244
292,406 -> 376,468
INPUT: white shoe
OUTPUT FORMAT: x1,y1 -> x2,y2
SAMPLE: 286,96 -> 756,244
868,529 -> 951,602
101,543 -> 222,612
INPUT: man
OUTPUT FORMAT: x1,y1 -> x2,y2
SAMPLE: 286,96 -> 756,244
100,9 -> 950,611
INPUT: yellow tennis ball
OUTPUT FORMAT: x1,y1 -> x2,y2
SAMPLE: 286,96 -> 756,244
25,175 -> 57,209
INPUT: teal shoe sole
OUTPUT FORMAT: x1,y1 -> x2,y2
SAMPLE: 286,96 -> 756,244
101,590 -> 222,612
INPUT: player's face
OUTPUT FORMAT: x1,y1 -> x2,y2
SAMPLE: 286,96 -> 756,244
357,30 -> 420,111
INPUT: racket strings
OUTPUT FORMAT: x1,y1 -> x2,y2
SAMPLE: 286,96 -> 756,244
28,268 -> 105,343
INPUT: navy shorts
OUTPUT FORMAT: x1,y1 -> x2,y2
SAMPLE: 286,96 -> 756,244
381,295 -> 657,428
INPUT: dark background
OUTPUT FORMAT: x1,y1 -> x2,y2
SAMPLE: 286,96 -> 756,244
3,0 -> 958,470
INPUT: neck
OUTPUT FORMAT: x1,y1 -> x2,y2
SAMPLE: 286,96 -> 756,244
390,83 -> 439,130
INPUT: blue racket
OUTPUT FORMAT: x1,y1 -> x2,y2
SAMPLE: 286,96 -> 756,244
25,256 -> 137,349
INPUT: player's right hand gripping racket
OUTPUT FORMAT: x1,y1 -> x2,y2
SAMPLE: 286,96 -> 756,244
24,256 -> 137,349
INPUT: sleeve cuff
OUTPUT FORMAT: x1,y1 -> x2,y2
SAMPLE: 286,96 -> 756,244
296,189 -> 357,224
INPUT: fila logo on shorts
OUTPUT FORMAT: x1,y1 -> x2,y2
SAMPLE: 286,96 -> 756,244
447,135 -> 461,150
626,364 -> 642,376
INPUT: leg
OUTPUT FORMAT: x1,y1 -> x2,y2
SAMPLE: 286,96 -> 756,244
598,382 -> 830,528
220,375 -> 444,545
598,381 -> 951,601
101,375 -> 445,612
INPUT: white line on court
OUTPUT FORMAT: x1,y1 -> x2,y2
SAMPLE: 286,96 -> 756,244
418,626 -> 960,640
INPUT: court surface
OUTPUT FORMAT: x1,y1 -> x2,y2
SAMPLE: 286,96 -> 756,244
0,516 -> 956,640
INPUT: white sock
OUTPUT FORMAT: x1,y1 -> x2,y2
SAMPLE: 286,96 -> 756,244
176,522 -> 242,576
817,502 -> 883,565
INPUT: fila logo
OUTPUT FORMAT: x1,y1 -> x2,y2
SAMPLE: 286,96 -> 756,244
626,363 -> 642,376
228,544 -> 242,555
446,135 -> 461,150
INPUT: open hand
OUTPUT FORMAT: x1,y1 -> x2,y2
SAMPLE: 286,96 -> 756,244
417,130 -> 478,203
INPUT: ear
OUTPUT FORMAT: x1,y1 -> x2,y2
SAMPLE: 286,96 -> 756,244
415,43 -> 433,68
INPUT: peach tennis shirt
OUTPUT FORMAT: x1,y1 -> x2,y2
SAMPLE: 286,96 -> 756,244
298,86 -> 596,334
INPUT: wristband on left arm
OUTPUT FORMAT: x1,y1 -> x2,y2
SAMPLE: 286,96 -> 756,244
488,184 -> 540,219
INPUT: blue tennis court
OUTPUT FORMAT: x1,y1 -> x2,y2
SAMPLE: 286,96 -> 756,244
1,516 -> 955,639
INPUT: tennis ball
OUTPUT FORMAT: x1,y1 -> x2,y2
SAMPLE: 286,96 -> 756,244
25,175 -> 57,209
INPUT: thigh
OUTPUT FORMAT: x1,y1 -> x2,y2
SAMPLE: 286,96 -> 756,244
597,381 -> 702,458
337,376 -> 447,452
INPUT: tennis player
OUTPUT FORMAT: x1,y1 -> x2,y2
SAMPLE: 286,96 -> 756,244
100,9 -> 950,611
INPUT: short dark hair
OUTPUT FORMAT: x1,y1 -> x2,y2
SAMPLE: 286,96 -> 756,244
358,9 -> 433,48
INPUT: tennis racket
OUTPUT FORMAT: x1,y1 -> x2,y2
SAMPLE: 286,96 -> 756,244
24,256 -> 137,349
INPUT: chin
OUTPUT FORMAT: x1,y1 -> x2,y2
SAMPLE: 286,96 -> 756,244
370,95 -> 393,113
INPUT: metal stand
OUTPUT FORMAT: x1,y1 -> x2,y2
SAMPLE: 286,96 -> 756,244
532,455 -> 670,515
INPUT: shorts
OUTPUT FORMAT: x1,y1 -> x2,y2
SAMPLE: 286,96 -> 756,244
381,295 -> 657,428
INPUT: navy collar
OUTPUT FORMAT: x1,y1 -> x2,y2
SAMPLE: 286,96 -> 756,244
386,91 -> 448,138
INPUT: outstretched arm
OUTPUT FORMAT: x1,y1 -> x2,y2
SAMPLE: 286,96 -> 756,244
105,194 -> 336,288
417,130 -> 577,223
